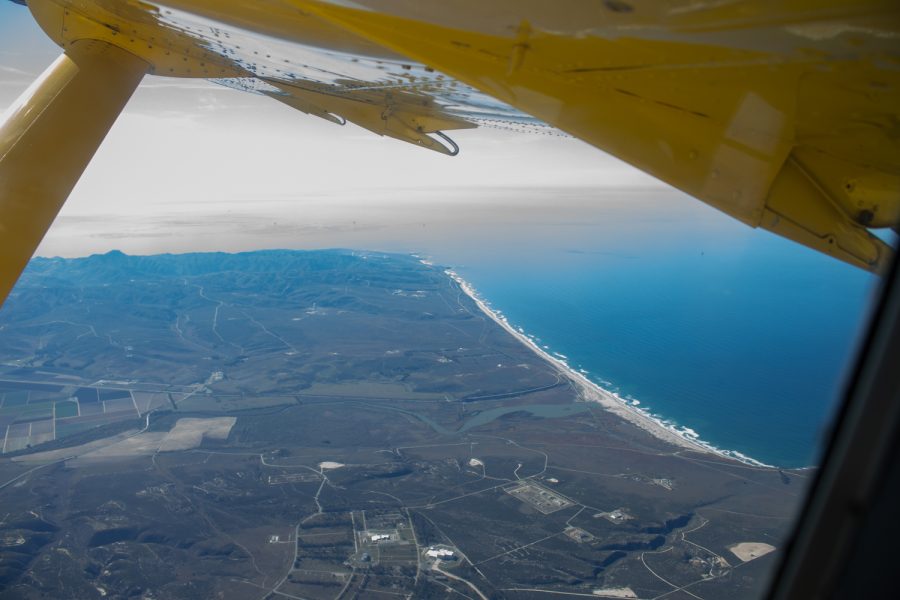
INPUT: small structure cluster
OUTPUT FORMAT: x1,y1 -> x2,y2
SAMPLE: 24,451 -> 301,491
597,508 -> 634,524
505,481 -> 573,514
425,547 -> 456,560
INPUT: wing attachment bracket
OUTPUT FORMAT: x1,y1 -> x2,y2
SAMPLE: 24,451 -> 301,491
263,79 -> 474,156
432,131 -> 459,156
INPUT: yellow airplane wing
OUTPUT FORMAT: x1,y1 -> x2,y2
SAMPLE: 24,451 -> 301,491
1,0 -> 899,304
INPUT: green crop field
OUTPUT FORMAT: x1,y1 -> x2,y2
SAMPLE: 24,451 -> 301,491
54,400 -> 79,418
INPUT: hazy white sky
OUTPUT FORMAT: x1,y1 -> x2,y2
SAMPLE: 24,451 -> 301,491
0,3 -> 701,259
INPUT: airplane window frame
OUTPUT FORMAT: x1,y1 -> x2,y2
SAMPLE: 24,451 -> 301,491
767,241 -> 900,598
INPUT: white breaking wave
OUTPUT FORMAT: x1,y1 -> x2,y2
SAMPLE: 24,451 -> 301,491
438,263 -> 775,469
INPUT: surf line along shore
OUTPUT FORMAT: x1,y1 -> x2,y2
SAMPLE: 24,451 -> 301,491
442,266 -> 773,468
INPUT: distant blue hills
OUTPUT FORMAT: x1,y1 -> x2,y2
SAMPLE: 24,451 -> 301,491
27,249 -> 423,281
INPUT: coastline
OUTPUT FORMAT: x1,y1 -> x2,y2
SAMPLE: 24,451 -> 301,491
443,267 -> 774,468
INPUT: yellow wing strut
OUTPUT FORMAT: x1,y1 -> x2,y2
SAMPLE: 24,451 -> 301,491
0,40 -> 147,305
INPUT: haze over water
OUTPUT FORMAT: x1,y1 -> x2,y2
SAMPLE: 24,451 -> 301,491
38,186 -> 881,467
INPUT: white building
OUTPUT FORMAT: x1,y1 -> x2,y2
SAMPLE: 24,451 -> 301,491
426,548 -> 455,559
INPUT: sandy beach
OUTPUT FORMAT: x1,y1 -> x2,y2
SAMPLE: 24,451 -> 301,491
445,268 -> 772,467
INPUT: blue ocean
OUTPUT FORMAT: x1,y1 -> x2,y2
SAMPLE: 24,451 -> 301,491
410,189 -> 881,468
